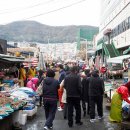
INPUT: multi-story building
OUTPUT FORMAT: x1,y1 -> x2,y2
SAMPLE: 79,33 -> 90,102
96,0 -> 130,59
38,42 -> 77,61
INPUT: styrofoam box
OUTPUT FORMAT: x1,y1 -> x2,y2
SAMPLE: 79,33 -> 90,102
12,110 -> 28,125
23,106 -> 37,116
12,111 -> 21,124
20,114 -> 27,125
34,106 -> 37,113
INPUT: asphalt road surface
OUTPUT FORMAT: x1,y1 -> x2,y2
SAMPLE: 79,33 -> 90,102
22,98 -> 121,130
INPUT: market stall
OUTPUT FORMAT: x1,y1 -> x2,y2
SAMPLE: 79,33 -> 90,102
0,85 -> 38,130
0,54 -> 38,130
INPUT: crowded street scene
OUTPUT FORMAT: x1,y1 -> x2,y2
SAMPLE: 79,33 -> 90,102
0,0 -> 130,130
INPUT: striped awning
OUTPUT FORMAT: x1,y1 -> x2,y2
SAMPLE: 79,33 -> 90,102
31,58 -> 38,67
23,57 -> 38,67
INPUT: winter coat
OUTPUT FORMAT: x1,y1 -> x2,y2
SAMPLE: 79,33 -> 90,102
59,70 -> 66,83
43,77 -> 60,100
89,72 -> 104,96
81,75 -> 90,102
60,80 -> 67,103
64,73 -> 82,98
19,68 -> 26,80
28,68 -> 36,78
61,88 -> 67,103
26,78 -> 39,91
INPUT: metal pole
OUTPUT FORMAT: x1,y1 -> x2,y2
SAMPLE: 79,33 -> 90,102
102,43 -> 104,64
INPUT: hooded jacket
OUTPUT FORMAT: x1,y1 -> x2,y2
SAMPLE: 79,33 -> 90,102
89,72 -> 104,96
43,77 -> 60,100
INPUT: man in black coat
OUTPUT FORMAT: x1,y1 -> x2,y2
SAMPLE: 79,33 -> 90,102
81,69 -> 91,116
89,70 -> 104,123
64,66 -> 83,127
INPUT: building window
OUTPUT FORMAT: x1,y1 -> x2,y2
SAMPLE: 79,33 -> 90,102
113,28 -> 116,37
111,30 -> 113,39
101,16 -> 130,43
128,17 -> 130,28
115,26 -> 118,37
122,21 -> 126,32
119,23 -> 123,34
125,18 -> 129,30
118,25 -> 120,34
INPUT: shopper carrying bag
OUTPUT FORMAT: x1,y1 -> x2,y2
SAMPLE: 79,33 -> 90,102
36,80 -> 44,96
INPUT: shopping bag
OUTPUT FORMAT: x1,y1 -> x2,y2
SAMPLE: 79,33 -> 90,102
36,80 -> 43,96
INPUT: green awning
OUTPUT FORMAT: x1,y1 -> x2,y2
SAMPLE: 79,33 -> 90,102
123,46 -> 130,55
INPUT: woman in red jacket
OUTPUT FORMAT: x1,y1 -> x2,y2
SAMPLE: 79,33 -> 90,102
109,81 -> 130,122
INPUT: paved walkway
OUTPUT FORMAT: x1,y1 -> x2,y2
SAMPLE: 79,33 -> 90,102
22,98 -> 121,130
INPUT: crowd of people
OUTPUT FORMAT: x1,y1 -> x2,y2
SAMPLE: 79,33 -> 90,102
31,63 -> 105,130
15,59 -> 130,130
17,61 -> 130,130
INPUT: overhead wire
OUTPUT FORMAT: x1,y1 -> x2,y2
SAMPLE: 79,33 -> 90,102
23,0 -> 87,20
0,0 -> 87,25
0,0 -> 55,14
0,0 -> 80,14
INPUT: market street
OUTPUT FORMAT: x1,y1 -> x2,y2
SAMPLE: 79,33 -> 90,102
22,98 -> 120,130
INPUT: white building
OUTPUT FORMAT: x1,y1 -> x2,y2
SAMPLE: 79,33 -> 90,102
96,0 -> 130,54
37,42 -> 77,61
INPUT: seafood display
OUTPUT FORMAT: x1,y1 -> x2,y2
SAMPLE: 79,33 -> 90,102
0,92 -> 26,118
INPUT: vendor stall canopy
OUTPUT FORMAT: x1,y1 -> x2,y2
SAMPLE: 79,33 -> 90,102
0,54 -> 25,62
107,55 -> 130,63
0,54 -> 25,70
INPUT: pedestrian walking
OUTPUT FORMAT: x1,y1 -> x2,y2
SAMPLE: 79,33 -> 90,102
42,69 -> 60,130
61,80 -> 68,119
60,70 -> 70,119
89,70 -> 104,123
64,66 -> 83,127
58,64 -> 66,111
81,69 -> 91,116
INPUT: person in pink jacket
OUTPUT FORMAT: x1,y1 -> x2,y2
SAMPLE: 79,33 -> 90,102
26,77 -> 39,91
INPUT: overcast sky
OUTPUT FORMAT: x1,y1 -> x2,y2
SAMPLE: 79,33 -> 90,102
0,0 -> 101,26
